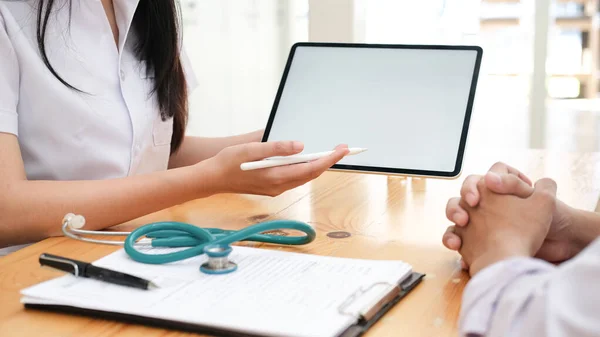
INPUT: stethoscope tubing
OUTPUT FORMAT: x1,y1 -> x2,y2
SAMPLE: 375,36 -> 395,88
124,220 -> 315,264
61,221 -> 128,246
62,219 -> 316,264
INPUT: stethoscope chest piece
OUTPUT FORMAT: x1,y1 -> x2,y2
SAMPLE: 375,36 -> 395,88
200,244 -> 238,275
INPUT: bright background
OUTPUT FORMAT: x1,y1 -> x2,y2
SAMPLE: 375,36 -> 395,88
181,0 -> 600,154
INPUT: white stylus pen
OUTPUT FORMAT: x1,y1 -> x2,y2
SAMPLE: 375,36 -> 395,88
240,147 -> 368,171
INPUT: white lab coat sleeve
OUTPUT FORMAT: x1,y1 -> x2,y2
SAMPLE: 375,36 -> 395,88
0,11 -> 19,136
459,238 -> 600,337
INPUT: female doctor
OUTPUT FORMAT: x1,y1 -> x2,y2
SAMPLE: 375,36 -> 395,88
0,0 -> 348,255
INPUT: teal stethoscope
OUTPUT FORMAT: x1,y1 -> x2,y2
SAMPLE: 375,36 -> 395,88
61,213 -> 316,275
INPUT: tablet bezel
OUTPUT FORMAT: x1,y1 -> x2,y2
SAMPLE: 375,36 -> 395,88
261,42 -> 483,178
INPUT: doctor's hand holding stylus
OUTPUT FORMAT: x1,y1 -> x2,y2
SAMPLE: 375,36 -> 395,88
207,142 -> 350,197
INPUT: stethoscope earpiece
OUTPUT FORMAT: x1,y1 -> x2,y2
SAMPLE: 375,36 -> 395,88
64,213 -> 86,229
61,213 -> 130,246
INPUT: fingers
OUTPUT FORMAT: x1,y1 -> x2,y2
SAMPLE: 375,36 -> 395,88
241,141 -> 305,160
443,226 -> 462,250
460,175 -> 483,207
446,197 -> 469,226
443,226 -> 469,270
483,171 -> 534,198
459,162 -> 534,204
488,162 -> 533,186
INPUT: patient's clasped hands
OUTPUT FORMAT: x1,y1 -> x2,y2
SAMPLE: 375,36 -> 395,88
443,163 -> 580,276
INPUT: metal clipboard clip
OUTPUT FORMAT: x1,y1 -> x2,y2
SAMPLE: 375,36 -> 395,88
337,282 -> 401,322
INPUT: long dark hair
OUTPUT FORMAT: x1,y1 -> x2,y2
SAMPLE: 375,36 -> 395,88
36,0 -> 188,154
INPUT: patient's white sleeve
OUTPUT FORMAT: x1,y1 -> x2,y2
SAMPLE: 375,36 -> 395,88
459,238 -> 600,337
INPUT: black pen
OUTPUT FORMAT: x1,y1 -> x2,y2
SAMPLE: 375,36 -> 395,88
39,253 -> 158,290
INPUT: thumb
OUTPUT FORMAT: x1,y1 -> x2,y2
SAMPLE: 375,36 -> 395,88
531,178 -> 558,201
334,144 -> 349,151
484,171 -> 534,198
309,145 -> 350,170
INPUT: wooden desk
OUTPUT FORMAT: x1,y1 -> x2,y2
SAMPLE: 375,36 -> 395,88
1,149 -> 600,337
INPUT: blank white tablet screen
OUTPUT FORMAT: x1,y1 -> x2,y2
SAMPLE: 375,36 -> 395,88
264,44 -> 480,175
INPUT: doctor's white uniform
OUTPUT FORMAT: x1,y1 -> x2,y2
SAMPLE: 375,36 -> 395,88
0,0 -> 198,255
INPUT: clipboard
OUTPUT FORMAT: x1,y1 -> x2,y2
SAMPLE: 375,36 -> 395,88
338,272 -> 425,337
21,246 -> 424,337
23,272 -> 424,337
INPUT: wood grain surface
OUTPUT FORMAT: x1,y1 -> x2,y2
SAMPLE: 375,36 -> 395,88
1,149 -> 599,337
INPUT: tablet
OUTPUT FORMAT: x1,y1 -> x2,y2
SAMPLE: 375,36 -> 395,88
262,42 -> 482,178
